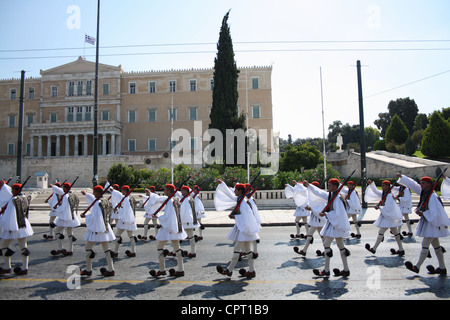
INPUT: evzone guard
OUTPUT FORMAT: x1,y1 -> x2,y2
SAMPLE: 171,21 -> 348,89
398,173 -> 449,275
49,182 -> 80,257
293,181 -> 327,256
139,186 -> 160,241
304,178 -> 352,277
393,182 -> 414,237
214,180 -> 261,278
43,181 -> 61,240
148,183 -> 186,277
364,180 -> 405,256
192,185 -> 207,241
0,180 -> 34,275
179,185 -> 200,258
285,180 -> 309,239
80,185 -> 116,277
111,185 -> 138,258
341,180 -> 362,238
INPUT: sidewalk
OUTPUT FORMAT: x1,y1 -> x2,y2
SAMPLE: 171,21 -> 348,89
25,189 -> 445,227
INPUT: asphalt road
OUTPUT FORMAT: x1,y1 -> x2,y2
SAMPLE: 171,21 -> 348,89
0,223 -> 448,304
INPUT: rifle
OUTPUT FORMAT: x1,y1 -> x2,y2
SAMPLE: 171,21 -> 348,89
230,170 -> 261,216
45,178 -> 68,203
0,175 -> 32,215
114,179 -> 143,210
191,179 -> 209,199
417,167 -> 447,212
80,182 -> 111,217
151,175 -> 192,217
320,170 -> 355,214
53,176 -> 79,210
345,177 -> 363,200
246,174 -> 276,199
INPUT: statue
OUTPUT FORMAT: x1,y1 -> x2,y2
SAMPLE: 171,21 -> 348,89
336,133 -> 343,152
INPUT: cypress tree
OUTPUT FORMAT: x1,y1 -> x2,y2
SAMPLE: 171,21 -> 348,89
209,10 -> 246,166
385,114 -> 409,145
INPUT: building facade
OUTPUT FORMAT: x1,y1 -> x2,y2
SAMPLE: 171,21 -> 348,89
0,57 -> 273,186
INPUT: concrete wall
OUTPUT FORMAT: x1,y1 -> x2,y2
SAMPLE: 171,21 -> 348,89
327,149 -> 448,179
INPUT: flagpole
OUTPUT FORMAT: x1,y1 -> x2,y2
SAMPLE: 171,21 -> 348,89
320,67 -> 327,188
93,0 -> 100,187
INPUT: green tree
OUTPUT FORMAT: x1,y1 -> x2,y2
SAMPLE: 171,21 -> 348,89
209,10 -> 245,167
385,114 -> 409,145
280,143 -> 321,172
374,97 -> 419,137
421,111 -> 450,158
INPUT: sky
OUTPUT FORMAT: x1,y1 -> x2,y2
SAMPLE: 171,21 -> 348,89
1,0 -> 449,141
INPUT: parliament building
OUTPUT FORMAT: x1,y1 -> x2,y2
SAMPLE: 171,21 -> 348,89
0,57 -> 273,186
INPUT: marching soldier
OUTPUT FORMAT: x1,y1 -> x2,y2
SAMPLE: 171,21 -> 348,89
293,181 -> 327,256
179,185 -> 200,258
397,174 -> 449,275
139,186 -> 160,241
0,181 -> 34,275
393,183 -> 413,237
364,180 -> 405,256
192,185 -> 207,241
112,185 -> 137,258
80,186 -> 116,277
43,182 -> 61,240
49,182 -> 80,257
285,181 -> 309,239
108,184 -> 121,228
214,180 -> 260,278
149,184 -> 186,278
341,181 -> 362,238
305,178 -> 352,277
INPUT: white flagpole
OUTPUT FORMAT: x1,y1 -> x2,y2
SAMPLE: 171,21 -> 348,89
320,67 -> 327,188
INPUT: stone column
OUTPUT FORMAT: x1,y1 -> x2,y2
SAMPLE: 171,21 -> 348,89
47,135 -> 52,157
38,136 -> 42,157
84,134 -> 88,156
74,135 -> 79,156
102,134 -> 107,156
29,136 -> 34,157
65,135 -> 70,156
111,134 -> 116,155
56,135 -> 61,157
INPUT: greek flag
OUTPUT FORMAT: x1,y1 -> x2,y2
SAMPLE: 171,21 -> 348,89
85,34 -> 96,45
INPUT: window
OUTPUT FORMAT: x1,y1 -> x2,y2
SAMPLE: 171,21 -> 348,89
68,82 -> 75,96
102,83 -> 109,95
26,143 -> 30,156
169,80 -> 176,92
169,138 -> 177,150
85,106 -> 92,121
168,108 -> 177,121
252,105 -> 261,119
190,79 -> 197,92
129,82 -> 136,94
7,143 -> 14,156
190,137 -> 198,151
148,109 -> 156,122
50,113 -> 57,123
128,110 -> 136,123
101,110 -> 109,121
10,89 -> 16,100
27,114 -> 34,127
52,86 -> 58,97
189,107 -> 198,121
8,115 -> 16,127
148,139 -> 156,151
128,139 -> 136,152
77,81 -> 83,96
149,81 -> 156,93
76,106 -> 83,121
252,77 -> 259,89
28,87 -> 35,99
67,107 -> 74,122
86,81 -> 92,95
210,78 -> 214,90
